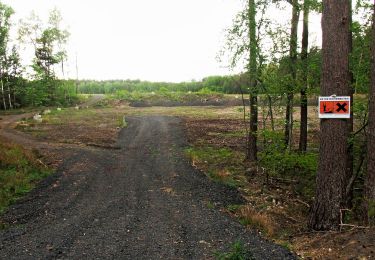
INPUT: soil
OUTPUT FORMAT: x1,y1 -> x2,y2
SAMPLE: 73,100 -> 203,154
0,115 -> 294,259
185,118 -> 247,152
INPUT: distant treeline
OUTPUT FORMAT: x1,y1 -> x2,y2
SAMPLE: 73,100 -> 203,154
77,76 -> 242,94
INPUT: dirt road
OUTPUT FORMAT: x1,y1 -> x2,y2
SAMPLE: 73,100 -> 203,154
0,116 -> 294,259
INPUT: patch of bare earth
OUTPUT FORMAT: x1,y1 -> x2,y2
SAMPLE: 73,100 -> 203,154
186,118 -> 247,151
25,123 -> 118,146
184,117 -> 375,260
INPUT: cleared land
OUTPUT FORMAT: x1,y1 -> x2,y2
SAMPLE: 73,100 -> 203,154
0,96 -> 374,259
0,111 -> 293,259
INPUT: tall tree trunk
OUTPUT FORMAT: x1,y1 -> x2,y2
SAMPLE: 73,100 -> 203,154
285,0 -> 300,149
299,0 -> 309,152
1,79 -> 7,110
247,0 -> 258,163
267,94 -> 275,131
364,5 -> 375,226
7,81 -> 13,109
309,0 -> 352,231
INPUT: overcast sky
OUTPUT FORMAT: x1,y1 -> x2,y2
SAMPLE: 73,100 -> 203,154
3,0 -> 322,82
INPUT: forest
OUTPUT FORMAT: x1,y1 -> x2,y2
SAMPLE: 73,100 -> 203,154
0,0 -> 375,258
0,3 -> 76,109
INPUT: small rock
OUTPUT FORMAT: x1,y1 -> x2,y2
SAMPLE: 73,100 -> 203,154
57,107 -> 62,111
43,109 -> 51,115
33,114 -> 42,123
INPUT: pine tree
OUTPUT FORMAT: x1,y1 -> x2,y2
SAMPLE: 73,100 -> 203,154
309,0 -> 352,230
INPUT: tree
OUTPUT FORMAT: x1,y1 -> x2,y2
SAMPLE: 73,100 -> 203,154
309,0 -> 352,230
283,0 -> 300,149
248,0 -> 258,162
299,0 -> 310,152
364,4 -> 375,226
18,8 -> 69,105
0,2 -> 14,110
220,0 -> 266,164
6,45 -> 24,106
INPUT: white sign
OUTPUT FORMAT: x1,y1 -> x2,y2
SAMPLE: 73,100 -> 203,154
319,96 -> 351,119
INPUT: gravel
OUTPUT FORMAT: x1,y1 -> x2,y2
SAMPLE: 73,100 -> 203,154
0,116 -> 295,259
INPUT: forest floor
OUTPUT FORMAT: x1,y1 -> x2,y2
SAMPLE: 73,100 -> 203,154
0,98 -> 374,259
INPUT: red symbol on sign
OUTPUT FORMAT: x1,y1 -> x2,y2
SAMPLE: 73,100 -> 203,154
320,101 -> 349,115
320,101 -> 334,114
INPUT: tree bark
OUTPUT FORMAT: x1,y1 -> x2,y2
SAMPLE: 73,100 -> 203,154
309,0 -> 352,231
1,79 -> 6,110
7,81 -> 13,109
267,94 -> 275,131
247,0 -> 258,163
299,0 -> 309,152
285,0 -> 300,149
364,5 -> 375,226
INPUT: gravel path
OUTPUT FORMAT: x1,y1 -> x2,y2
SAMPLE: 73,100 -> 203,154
0,116 -> 295,259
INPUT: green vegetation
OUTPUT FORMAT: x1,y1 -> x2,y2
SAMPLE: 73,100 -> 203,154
226,204 -> 242,213
77,76 -> 240,95
185,147 -> 245,188
0,138 -> 51,213
111,89 -> 224,102
206,201 -> 215,209
0,3 -> 77,111
215,241 -> 254,260
258,130 -> 318,198
117,116 -> 128,128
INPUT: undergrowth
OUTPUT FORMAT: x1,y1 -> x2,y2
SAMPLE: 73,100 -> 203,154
185,146 -> 245,188
0,138 -> 51,213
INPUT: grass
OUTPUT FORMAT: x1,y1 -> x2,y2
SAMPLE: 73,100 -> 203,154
185,146 -> 245,188
207,201 -> 215,209
215,241 -> 254,260
226,204 -> 242,213
118,116 -> 128,128
0,138 -> 51,214
237,206 -> 275,236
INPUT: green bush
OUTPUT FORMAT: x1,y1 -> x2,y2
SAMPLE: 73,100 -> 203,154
258,131 -> 318,198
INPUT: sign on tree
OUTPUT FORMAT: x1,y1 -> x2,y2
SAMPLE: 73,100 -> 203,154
319,96 -> 351,119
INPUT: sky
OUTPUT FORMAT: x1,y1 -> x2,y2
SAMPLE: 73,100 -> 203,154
3,0 -> 322,82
